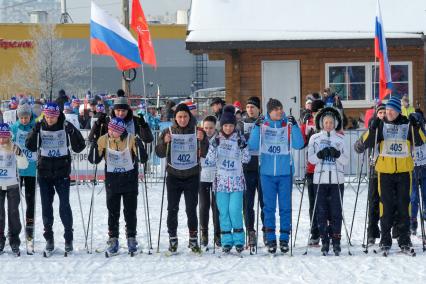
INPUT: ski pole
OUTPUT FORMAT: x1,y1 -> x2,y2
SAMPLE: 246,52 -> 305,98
349,150 -> 366,243
157,142 -> 169,253
143,162 -> 153,250
17,169 -> 28,254
288,109 -> 293,256
293,177 -> 306,247
255,119 -> 263,254
335,159 -> 352,256
32,132 -> 40,253
74,153 -> 88,253
255,187 -> 260,254
417,174 -> 426,251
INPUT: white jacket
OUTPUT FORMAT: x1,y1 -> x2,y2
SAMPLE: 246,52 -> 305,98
200,134 -> 217,183
308,130 -> 348,184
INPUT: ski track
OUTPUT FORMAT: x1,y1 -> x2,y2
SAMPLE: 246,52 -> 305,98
0,183 -> 425,283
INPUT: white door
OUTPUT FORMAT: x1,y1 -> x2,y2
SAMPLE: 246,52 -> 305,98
261,60 -> 301,119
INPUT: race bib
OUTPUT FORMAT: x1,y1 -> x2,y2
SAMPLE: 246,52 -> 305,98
318,138 -> 336,170
65,114 -> 80,130
0,151 -> 16,178
381,123 -> 409,158
16,129 -> 37,161
40,129 -> 68,158
106,137 -> 134,173
170,130 -> 197,170
415,143 -> 426,166
243,122 -> 254,135
260,125 -> 289,155
217,138 -> 241,176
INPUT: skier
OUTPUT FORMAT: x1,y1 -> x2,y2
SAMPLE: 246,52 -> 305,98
354,102 -> 386,245
308,107 -> 348,255
199,115 -> 221,248
10,100 -> 37,251
25,102 -> 86,256
362,96 -> 425,254
205,105 -> 250,254
300,98 -> 325,246
63,102 -> 80,130
88,117 -> 148,257
155,103 -> 209,253
248,98 -> 304,254
238,96 -> 265,249
0,123 -> 28,256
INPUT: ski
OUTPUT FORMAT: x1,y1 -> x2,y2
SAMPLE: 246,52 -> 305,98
64,251 -> 73,257
163,250 -> 180,257
43,248 -> 57,258
105,250 -> 121,258
218,251 -> 243,258
399,248 -> 416,257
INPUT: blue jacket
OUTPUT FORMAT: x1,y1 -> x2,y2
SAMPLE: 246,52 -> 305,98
11,116 -> 37,177
248,114 -> 304,176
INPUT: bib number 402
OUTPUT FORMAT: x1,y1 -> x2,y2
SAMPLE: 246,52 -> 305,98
177,154 -> 191,163
389,143 -> 403,152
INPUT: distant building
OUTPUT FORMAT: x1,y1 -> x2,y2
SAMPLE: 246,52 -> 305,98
1,0 -> 61,23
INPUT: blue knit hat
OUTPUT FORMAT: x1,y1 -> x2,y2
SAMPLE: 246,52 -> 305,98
108,117 -> 126,135
0,123 -> 11,138
43,102 -> 60,117
386,96 -> 401,113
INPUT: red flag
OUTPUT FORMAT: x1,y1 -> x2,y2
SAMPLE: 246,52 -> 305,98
131,0 -> 157,68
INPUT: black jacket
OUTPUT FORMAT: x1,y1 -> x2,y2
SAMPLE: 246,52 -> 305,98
26,113 -> 86,179
238,117 -> 259,172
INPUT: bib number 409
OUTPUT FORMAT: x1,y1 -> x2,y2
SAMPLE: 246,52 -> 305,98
177,154 -> 191,163
268,145 -> 281,154
389,143 -> 403,152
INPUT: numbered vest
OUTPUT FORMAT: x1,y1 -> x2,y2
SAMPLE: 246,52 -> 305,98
217,137 -> 242,177
415,143 -> 426,166
318,138 -> 336,170
16,129 -> 37,161
3,110 -> 17,126
64,114 -> 80,130
260,125 -> 289,156
106,136 -> 134,173
0,149 -> 17,178
40,129 -> 68,158
170,128 -> 197,170
381,123 -> 409,158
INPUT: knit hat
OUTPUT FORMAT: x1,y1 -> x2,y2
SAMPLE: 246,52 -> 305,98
266,98 -> 283,114
116,89 -> 125,97
9,97 -> 18,110
63,102 -> 73,113
174,103 -> 191,118
220,105 -> 237,126
315,107 -> 342,131
96,104 -> 105,113
386,96 -> 401,113
184,100 -> 197,111
113,96 -> 130,110
311,99 -> 325,113
108,117 -> 126,135
17,101 -> 32,118
233,101 -> 242,110
210,97 -> 225,106
0,123 -> 11,138
246,96 -> 260,109
43,102 -> 60,117
376,102 -> 386,113
71,98 -> 80,105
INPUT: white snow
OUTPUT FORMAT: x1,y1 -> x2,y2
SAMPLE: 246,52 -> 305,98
0,180 -> 425,284
187,0 -> 426,42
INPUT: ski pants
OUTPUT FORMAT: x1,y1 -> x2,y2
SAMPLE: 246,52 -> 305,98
315,184 -> 344,241
306,173 -> 319,239
368,173 -> 381,239
166,174 -> 199,237
378,172 -> 411,247
216,191 -> 244,247
106,190 -> 138,238
261,174 -> 292,242
199,182 -> 220,240
20,176 -> 36,236
38,177 -> 73,242
243,170 -> 264,232
410,167 -> 426,221
0,185 -> 21,247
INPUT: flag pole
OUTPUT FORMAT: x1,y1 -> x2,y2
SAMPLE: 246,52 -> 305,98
90,53 -> 93,95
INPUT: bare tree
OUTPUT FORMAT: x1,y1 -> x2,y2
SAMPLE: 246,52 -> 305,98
4,24 -> 88,101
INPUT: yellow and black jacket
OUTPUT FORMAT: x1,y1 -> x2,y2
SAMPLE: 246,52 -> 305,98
361,114 -> 426,174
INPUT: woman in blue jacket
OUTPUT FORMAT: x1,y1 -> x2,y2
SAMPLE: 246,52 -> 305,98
248,98 -> 304,254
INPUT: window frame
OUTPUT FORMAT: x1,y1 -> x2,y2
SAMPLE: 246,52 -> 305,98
325,61 -> 413,108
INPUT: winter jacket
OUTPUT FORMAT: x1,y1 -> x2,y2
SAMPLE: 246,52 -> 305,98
25,113 -> 86,179
402,105 -> 415,118
238,116 -> 259,172
362,114 -> 426,174
88,132 -> 148,194
155,116 -> 209,179
88,109 -> 153,144
248,113 -> 304,177
11,115 -> 37,177
300,115 -> 316,174
200,133 -> 218,183
0,141 -> 28,189
308,130 -> 349,184
205,131 -> 250,192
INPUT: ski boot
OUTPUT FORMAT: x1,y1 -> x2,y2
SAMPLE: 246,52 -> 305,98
308,237 -> 320,246
127,237 -> 138,256
201,230 -> 208,247
188,233 -> 201,254
332,239 -> 341,256
279,240 -> 289,253
367,237 -> 376,245
222,244 -> 232,254
168,237 -> 178,253
64,240 -> 73,256
266,240 -> 277,254
11,243 -> 20,257
105,237 -> 119,258
235,244 -> 244,253
0,235 -> 5,255
214,236 -> 221,248
321,239 -> 330,256
248,230 -> 257,253
410,219 -> 418,236
43,238 -> 55,258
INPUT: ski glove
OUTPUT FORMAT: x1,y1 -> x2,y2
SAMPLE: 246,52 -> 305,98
409,113 -> 422,128
135,136 -> 148,163
317,148 -> 330,160
96,113 -> 107,125
354,140 -> 365,154
370,117 -> 381,130
64,121 -> 75,135
302,112 -> 312,124
328,147 -> 341,158
287,115 -> 297,126
237,138 -> 247,149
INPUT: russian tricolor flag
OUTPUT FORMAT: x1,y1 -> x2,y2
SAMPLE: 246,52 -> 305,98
374,0 -> 393,100
90,2 -> 141,71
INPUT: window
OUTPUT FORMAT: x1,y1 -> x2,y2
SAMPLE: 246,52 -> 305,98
325,62 -> 412,108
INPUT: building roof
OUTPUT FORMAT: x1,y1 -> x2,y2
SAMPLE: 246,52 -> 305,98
186,0 -> 426,49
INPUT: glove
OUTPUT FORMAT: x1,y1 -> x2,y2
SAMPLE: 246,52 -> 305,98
138,114 -> 147,126
34,121 -> 42,134
328,147 -> 341,158
287,115 -> 296,126
64,121 -> 74,135
370,117 -> 381,130
237,138 -> 247,149
317,147 -> 331,160
96,113 -> 107,125
354,140 -> 365,154
302,112 -> 313,124
255,115 -> 265,126
135,136 -> 148,163
409,113 -> 421,128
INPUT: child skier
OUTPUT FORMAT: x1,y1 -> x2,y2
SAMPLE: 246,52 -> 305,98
155,103 -> 209,253
248,98 -> 304,254
199,115 -> 221,248
89,117 -> 148,256
0,123 -> 28,256
205,106 -> 250,253
10,101 -> 37,251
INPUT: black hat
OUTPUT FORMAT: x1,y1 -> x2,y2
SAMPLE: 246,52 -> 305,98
174,103 -> 192,118
311,100 -> 325,113
116,89 -> 125,97
246,96 -> 261,109
266,98 -> 283,114
220,105 -> 237,126
315,107 -> 342,131
113,96 -> 130,110
210,97 -> 225,106
376,102 -> 386,113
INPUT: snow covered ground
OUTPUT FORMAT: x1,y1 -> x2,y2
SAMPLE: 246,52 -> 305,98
1,180 -> 426,284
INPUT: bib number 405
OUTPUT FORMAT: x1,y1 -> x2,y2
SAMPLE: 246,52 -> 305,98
389,143 -> 403,152
177,154 -> 191,163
